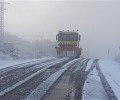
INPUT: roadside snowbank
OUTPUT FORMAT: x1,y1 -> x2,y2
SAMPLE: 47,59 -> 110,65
0,57 -> 56,69
98,59 -> 120,99
0,60 -> 20,66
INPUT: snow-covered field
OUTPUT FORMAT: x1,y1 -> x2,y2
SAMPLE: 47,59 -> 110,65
0,59 -> 21,67
0,57 -> 56,69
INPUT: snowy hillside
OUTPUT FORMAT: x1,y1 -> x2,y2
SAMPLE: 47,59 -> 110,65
0,33 -> 57,60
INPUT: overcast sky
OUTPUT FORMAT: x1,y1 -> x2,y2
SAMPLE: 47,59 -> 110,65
3,0 -> 120,58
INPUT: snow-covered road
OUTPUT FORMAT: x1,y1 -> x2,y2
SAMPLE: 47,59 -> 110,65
0,57 -> 71,100
0,57 -> 120,100
83,59 -> 120,100
99,59 -> 120,100
25,58 -> 81,100
82,67 -> 108,100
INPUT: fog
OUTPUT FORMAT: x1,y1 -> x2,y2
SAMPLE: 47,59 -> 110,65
4,0 -> 120,58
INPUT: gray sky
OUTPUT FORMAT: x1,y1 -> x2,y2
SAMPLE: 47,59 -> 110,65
4,0 -> 120,58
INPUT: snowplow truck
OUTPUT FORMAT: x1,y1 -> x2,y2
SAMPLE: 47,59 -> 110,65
55,31 -> 81,58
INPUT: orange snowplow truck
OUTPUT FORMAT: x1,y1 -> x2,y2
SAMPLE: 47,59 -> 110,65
55,30 -> 81,58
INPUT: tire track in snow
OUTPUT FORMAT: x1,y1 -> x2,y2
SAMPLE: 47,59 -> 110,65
25,58 -> 80,100
96,60 -> 118,100
0,58 -> 68,98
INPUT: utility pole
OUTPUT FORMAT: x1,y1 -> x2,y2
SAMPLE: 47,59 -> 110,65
0,0 -> 9,41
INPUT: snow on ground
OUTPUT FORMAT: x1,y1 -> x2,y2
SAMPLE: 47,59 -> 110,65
0,58 -> 68,97
25,58 -> 80,100
82,68 -> 108,100
0,60 -> 20,66
0,57 -> 56,69
85,59 -> 94,71
98,59 -> 120,99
